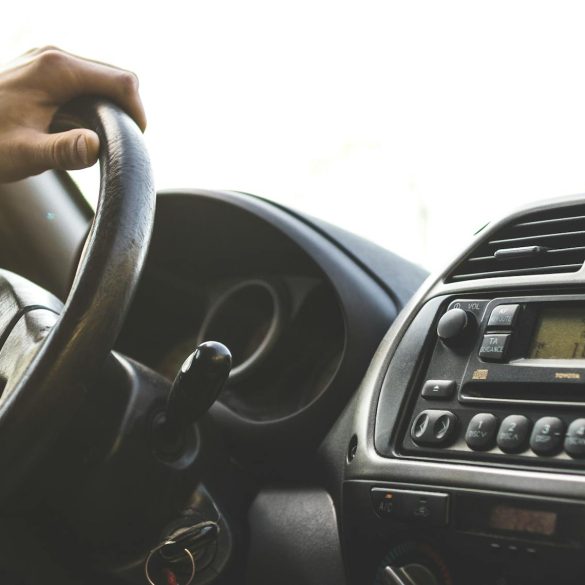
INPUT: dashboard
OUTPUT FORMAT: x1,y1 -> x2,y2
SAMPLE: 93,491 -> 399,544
111,190 -> 585,584
339,196 -> 585,585
4,175 -> 585,585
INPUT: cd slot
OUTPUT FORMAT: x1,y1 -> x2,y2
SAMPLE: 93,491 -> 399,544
461,382 -> 585,404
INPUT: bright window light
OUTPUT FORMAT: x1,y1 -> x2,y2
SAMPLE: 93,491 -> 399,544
3,1 -> 585,271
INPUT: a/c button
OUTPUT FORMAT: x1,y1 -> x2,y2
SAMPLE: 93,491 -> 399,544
371,488 -> 449,527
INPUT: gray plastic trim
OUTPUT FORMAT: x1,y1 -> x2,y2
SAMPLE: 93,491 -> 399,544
347,193 -> 585,501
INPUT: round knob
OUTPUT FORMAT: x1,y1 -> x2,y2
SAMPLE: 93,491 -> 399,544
436,308 -> 472,344
377,543 -> 451,585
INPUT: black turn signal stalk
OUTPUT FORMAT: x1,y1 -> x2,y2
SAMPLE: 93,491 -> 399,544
166,341 -> 232,429
154,341 -> 232,458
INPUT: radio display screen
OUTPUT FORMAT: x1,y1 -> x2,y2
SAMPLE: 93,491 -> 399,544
489,505 -> 557,536
529,306 -> 585,359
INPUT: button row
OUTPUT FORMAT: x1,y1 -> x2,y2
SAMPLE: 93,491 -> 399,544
465,414 -> 585,457
489,541 -> 538,558
411,410 -> 585,458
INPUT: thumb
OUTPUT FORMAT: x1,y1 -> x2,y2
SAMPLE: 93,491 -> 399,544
35,128 -> 100,171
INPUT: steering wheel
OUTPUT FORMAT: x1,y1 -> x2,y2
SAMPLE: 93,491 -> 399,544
0,97 -> 155,502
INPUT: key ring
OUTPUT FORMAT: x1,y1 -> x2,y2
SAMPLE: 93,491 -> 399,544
145,540 -> 196,585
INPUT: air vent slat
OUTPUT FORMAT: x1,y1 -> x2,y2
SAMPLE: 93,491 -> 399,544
467,246 -> 585,264
450,263 -> 582,282
549,246 -> 585,254
516,215 -> 585,228
447,204 -> 585,282
489,230 -> 585,246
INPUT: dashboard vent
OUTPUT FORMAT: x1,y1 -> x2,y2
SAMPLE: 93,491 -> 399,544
448,204 -> 585,282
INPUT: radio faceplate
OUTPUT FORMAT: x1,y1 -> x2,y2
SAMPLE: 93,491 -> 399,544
461,295 -> 585,407
399,294 -> 585,470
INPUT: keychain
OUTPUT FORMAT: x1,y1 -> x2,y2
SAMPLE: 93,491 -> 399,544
144,520 -> 219,585
144,539 -> 196,585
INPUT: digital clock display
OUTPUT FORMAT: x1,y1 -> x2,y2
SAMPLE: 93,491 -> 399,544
529,307 -> 585,359
489,505 -> 557,536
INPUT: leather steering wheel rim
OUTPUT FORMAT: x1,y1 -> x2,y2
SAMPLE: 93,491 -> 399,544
0,97 -> 155,500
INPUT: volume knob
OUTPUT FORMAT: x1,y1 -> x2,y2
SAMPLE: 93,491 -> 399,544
436,308 -> 473,344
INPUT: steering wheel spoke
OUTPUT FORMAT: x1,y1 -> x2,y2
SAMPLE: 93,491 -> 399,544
0,269 -> 61,402
0,308 -> 59,403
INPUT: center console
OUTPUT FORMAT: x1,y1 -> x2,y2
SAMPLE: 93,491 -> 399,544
342,198 -> 585,584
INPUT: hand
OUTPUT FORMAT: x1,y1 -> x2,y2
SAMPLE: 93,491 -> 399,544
0,46 -> 146,182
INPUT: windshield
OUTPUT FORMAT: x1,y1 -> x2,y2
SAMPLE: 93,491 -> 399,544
4,2 -> 585,271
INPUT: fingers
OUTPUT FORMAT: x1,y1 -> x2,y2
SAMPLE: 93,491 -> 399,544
0,47 -> 147,181
3,128 -> 100,181
28,46 -> 129,73
36,128 -> 100,171
27,48 -> 147,131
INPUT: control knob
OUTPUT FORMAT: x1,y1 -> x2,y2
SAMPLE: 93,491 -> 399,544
375,542 -> 451,585
436,308 -> 474,345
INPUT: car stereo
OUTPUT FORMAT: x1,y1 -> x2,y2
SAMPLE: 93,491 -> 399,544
400,294 -> 585,469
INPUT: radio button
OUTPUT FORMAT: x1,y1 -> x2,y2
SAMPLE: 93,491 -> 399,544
411,410 -> 458,446
564,419 -> 585,458
487,304 -> 520,329
422,380 -> 456,400
530,417 -> 565,456
497,415 -> 532,453
479,334 -> 510,361
465,413 -> 499,451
